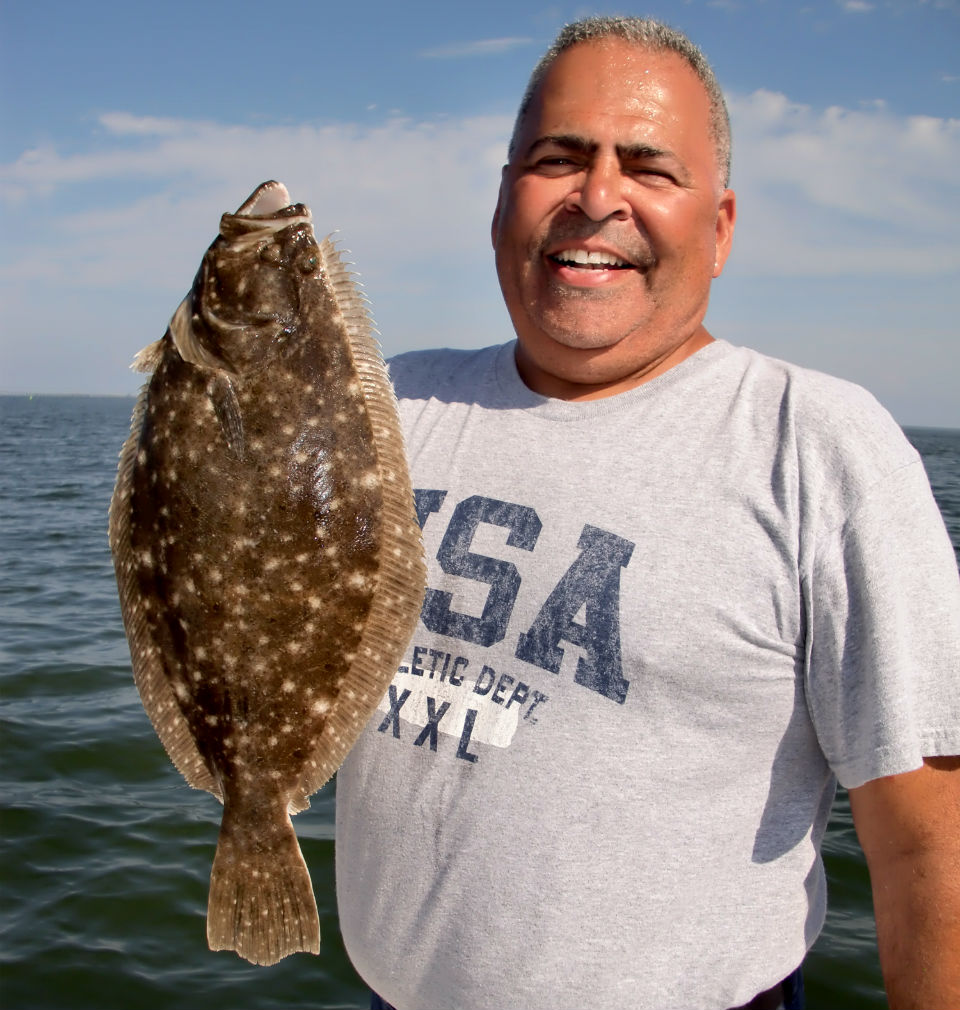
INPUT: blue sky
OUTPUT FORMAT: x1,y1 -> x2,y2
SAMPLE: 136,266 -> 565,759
1,0 -> 958,425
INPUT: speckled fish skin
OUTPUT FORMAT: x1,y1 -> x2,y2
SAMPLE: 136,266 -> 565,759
109,180 -> 425,966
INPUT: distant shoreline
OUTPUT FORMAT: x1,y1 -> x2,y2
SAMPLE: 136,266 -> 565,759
0,392 -> 137,400
1,393 -> 957,434
3,391 -> 957,432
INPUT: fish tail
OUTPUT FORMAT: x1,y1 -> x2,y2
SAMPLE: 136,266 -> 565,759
206,800 -> 320,965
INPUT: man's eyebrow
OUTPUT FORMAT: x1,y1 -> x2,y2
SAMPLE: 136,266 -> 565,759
526,134 -> 596,157
525,135 -> 676,163
616,142 -> 673,161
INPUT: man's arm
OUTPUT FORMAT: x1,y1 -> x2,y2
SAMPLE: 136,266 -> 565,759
848,755 -> 960,1010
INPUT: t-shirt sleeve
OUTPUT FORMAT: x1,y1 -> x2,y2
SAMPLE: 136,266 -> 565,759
804,457 -> 960,789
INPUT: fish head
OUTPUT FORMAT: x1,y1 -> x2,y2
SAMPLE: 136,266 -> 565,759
175,181 -> 326,376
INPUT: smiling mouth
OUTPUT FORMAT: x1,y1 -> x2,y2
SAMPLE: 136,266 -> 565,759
549,249 -> 634,270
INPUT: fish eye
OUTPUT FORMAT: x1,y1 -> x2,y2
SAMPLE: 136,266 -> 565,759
298,254 -> 319,274
259,243 -> 282,264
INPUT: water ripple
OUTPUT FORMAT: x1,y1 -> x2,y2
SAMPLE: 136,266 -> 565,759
2,397 -> 956,1010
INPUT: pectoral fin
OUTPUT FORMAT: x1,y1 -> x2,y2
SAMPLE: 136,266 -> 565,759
169,297 -> 232,373
209,375 -> 245,461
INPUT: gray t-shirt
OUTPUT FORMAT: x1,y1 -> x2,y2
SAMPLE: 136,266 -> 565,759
335,339 -> 960,1010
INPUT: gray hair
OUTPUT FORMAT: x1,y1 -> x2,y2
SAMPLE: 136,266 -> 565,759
508,16 -> 732,187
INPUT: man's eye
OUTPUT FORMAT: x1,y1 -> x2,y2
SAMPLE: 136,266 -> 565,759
531,157 -> 580,175
631,166 -> 675,183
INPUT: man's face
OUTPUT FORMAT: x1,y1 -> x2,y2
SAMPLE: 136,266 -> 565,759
492,40 -> 736,398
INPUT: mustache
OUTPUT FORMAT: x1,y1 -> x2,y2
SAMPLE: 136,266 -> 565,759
540,221 -> 656,270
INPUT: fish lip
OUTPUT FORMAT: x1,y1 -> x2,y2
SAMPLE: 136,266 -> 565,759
544,242 -> 639,269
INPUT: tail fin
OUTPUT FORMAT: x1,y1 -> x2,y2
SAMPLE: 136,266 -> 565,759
206,800 -> 320,965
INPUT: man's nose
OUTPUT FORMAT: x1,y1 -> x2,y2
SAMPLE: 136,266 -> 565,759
564,160 -> 631,221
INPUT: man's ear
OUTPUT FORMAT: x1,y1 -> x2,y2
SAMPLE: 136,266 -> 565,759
712,188 -> 736,278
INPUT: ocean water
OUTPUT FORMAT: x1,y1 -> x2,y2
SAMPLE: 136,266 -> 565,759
1,394 -> 957,1010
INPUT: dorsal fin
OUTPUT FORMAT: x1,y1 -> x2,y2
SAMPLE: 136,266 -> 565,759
289,236 -> 426,806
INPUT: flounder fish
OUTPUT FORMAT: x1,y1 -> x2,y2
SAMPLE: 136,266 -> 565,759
109,180 -> 425,965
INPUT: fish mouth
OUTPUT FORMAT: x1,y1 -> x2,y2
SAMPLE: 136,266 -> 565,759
220,182 -> 313,249
237,181 -> 292,217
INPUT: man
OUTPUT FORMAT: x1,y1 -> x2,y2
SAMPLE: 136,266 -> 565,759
335,16 -> 960,1010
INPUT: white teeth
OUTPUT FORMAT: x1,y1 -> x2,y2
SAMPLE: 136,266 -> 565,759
555,248 -> 628,267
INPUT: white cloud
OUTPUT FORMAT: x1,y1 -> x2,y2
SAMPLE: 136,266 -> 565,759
1,94 -> 958,417
726,89 -> 960,275
5,94 -> 956,292
0,113 -> 511,292
419,37 -> 534,59
99,112 -> 194,136
839,0 -> 874,12
0,112 -> 513,394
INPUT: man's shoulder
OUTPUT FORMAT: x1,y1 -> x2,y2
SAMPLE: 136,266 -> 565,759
727,342 -> 919,479
730,343 -> 897,429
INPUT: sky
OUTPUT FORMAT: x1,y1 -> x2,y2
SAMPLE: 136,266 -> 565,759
1,0 -> 958,426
